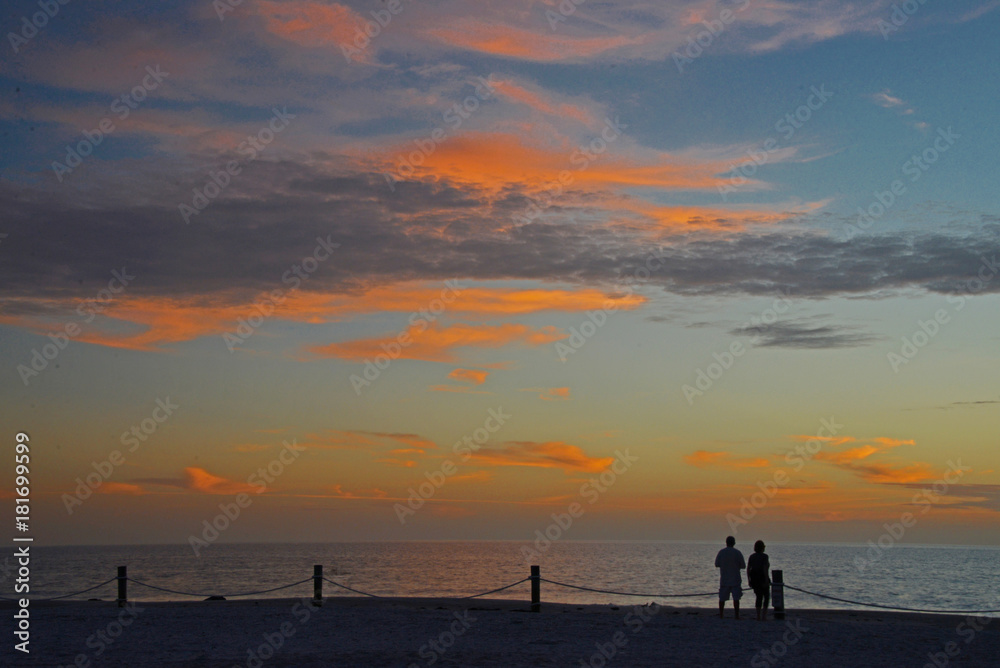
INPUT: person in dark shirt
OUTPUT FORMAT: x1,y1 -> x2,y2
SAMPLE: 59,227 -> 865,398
746,540 -> 771,621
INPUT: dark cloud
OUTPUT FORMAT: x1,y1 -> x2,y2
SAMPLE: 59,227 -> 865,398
732,318 -> 881,349
1,159 -> 999,309
909,399 -> 1000,411
898,483 -> 1000,513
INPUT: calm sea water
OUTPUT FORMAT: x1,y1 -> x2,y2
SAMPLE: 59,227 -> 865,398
12,542 -> 1000,615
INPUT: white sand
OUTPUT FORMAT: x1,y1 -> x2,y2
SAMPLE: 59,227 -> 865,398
3,596 -> 997,667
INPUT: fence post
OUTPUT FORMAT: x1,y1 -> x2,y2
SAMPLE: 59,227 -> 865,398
117,566 -> 127,608
313,565 -> 323,606
771,569 -> 784,620
530,565 -> 540,612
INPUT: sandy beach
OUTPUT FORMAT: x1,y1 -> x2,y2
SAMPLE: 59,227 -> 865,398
3,596 -> 997,667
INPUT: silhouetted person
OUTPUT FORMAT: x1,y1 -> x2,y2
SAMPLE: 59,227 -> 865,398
715,535 -> 745,619
747,539 -> 771,621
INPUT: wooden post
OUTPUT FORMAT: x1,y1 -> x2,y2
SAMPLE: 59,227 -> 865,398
313,565 -> 323,606
771,569 -> 784,620
117,566 -> 127,608
530,565 -> 540,612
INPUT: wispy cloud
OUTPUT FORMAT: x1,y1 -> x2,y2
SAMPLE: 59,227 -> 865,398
255,1 -> 377,62
472,441 -> 613,473
96,482 -> 147,496
311,321 -> 567,363
733,318 -> 881,349
326,484 -> 388,499
871,89 -> 908,109
815,437 -> 936,484
683,450 -> 770,470
520,387 -> 571,401
897,483 -> 1000,512
448,368 -> 490,385
131,467 -> 258,495
425,20 -> 637,62
948,399 -> 1000,407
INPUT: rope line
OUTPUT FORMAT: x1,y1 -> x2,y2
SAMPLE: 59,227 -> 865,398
459,577 -> 531,599
540,578 -> 715,598
321,577 -> 383,598
0,577 -> 118,602
784,584 -> 1000,615
126,577 -> 312,599
36,577 -> 119,601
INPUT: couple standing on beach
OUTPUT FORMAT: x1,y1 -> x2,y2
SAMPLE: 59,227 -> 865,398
715,536 -> 771,620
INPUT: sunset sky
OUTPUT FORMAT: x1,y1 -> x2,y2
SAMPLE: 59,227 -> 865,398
2,0 -> 998,547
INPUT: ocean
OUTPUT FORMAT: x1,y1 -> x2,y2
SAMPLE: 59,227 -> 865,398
13,541 -> 1000,615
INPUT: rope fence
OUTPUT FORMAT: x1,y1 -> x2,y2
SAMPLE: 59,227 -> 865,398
4,566 -> 999,616
540,577 -> 716,598
460,576 -> 532,600
0,576 -> 118,603
321,576 -> 382,598
127,576 -> 314,599
784,584 -> 1000,615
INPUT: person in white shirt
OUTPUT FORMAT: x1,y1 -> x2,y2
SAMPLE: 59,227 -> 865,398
715,535 -> 746,619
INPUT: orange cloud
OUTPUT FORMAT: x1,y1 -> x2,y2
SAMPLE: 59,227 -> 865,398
0,291 -> 345,351
850,462 -> 938,484
256,1 -> 373,60
607,197 -> 830,233
381,132 -> 733,194
233,444 -> 272,453
427,384 -> 491,394
327,484 -> 387,499
814,436 -> 913,458
815,436 -> 935,484
311,321 -> 566,363
873,437 -> 916,448
0,284 -> 642,352
473,441 -> 613,473
184,467 -> 258,495
375,458 -> 418,468
298,431 -> 380,451
451,471 -> 493,483
683,450 -> 771,470
426,21 -> 636,61
449,368 -> 490,385
788,435 -> 857,446
822,445 -> 880,465
324,431 -> 437,454
96,482 -> 146,495
378,432 -> 436,453
520,387 -> 571,401
437,286 -> 645,317
492,79 -> 597,126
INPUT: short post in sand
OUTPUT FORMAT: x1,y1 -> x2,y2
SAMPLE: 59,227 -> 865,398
771,569 -> 785,620
313,565 -> 323,607
530,565 -> 540,612
117,566 -> 127,608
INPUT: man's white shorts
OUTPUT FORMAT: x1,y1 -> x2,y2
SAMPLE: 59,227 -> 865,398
719,585 -> 743,602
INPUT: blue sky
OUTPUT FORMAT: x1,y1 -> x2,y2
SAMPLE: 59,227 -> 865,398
1,0 -> 999,546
